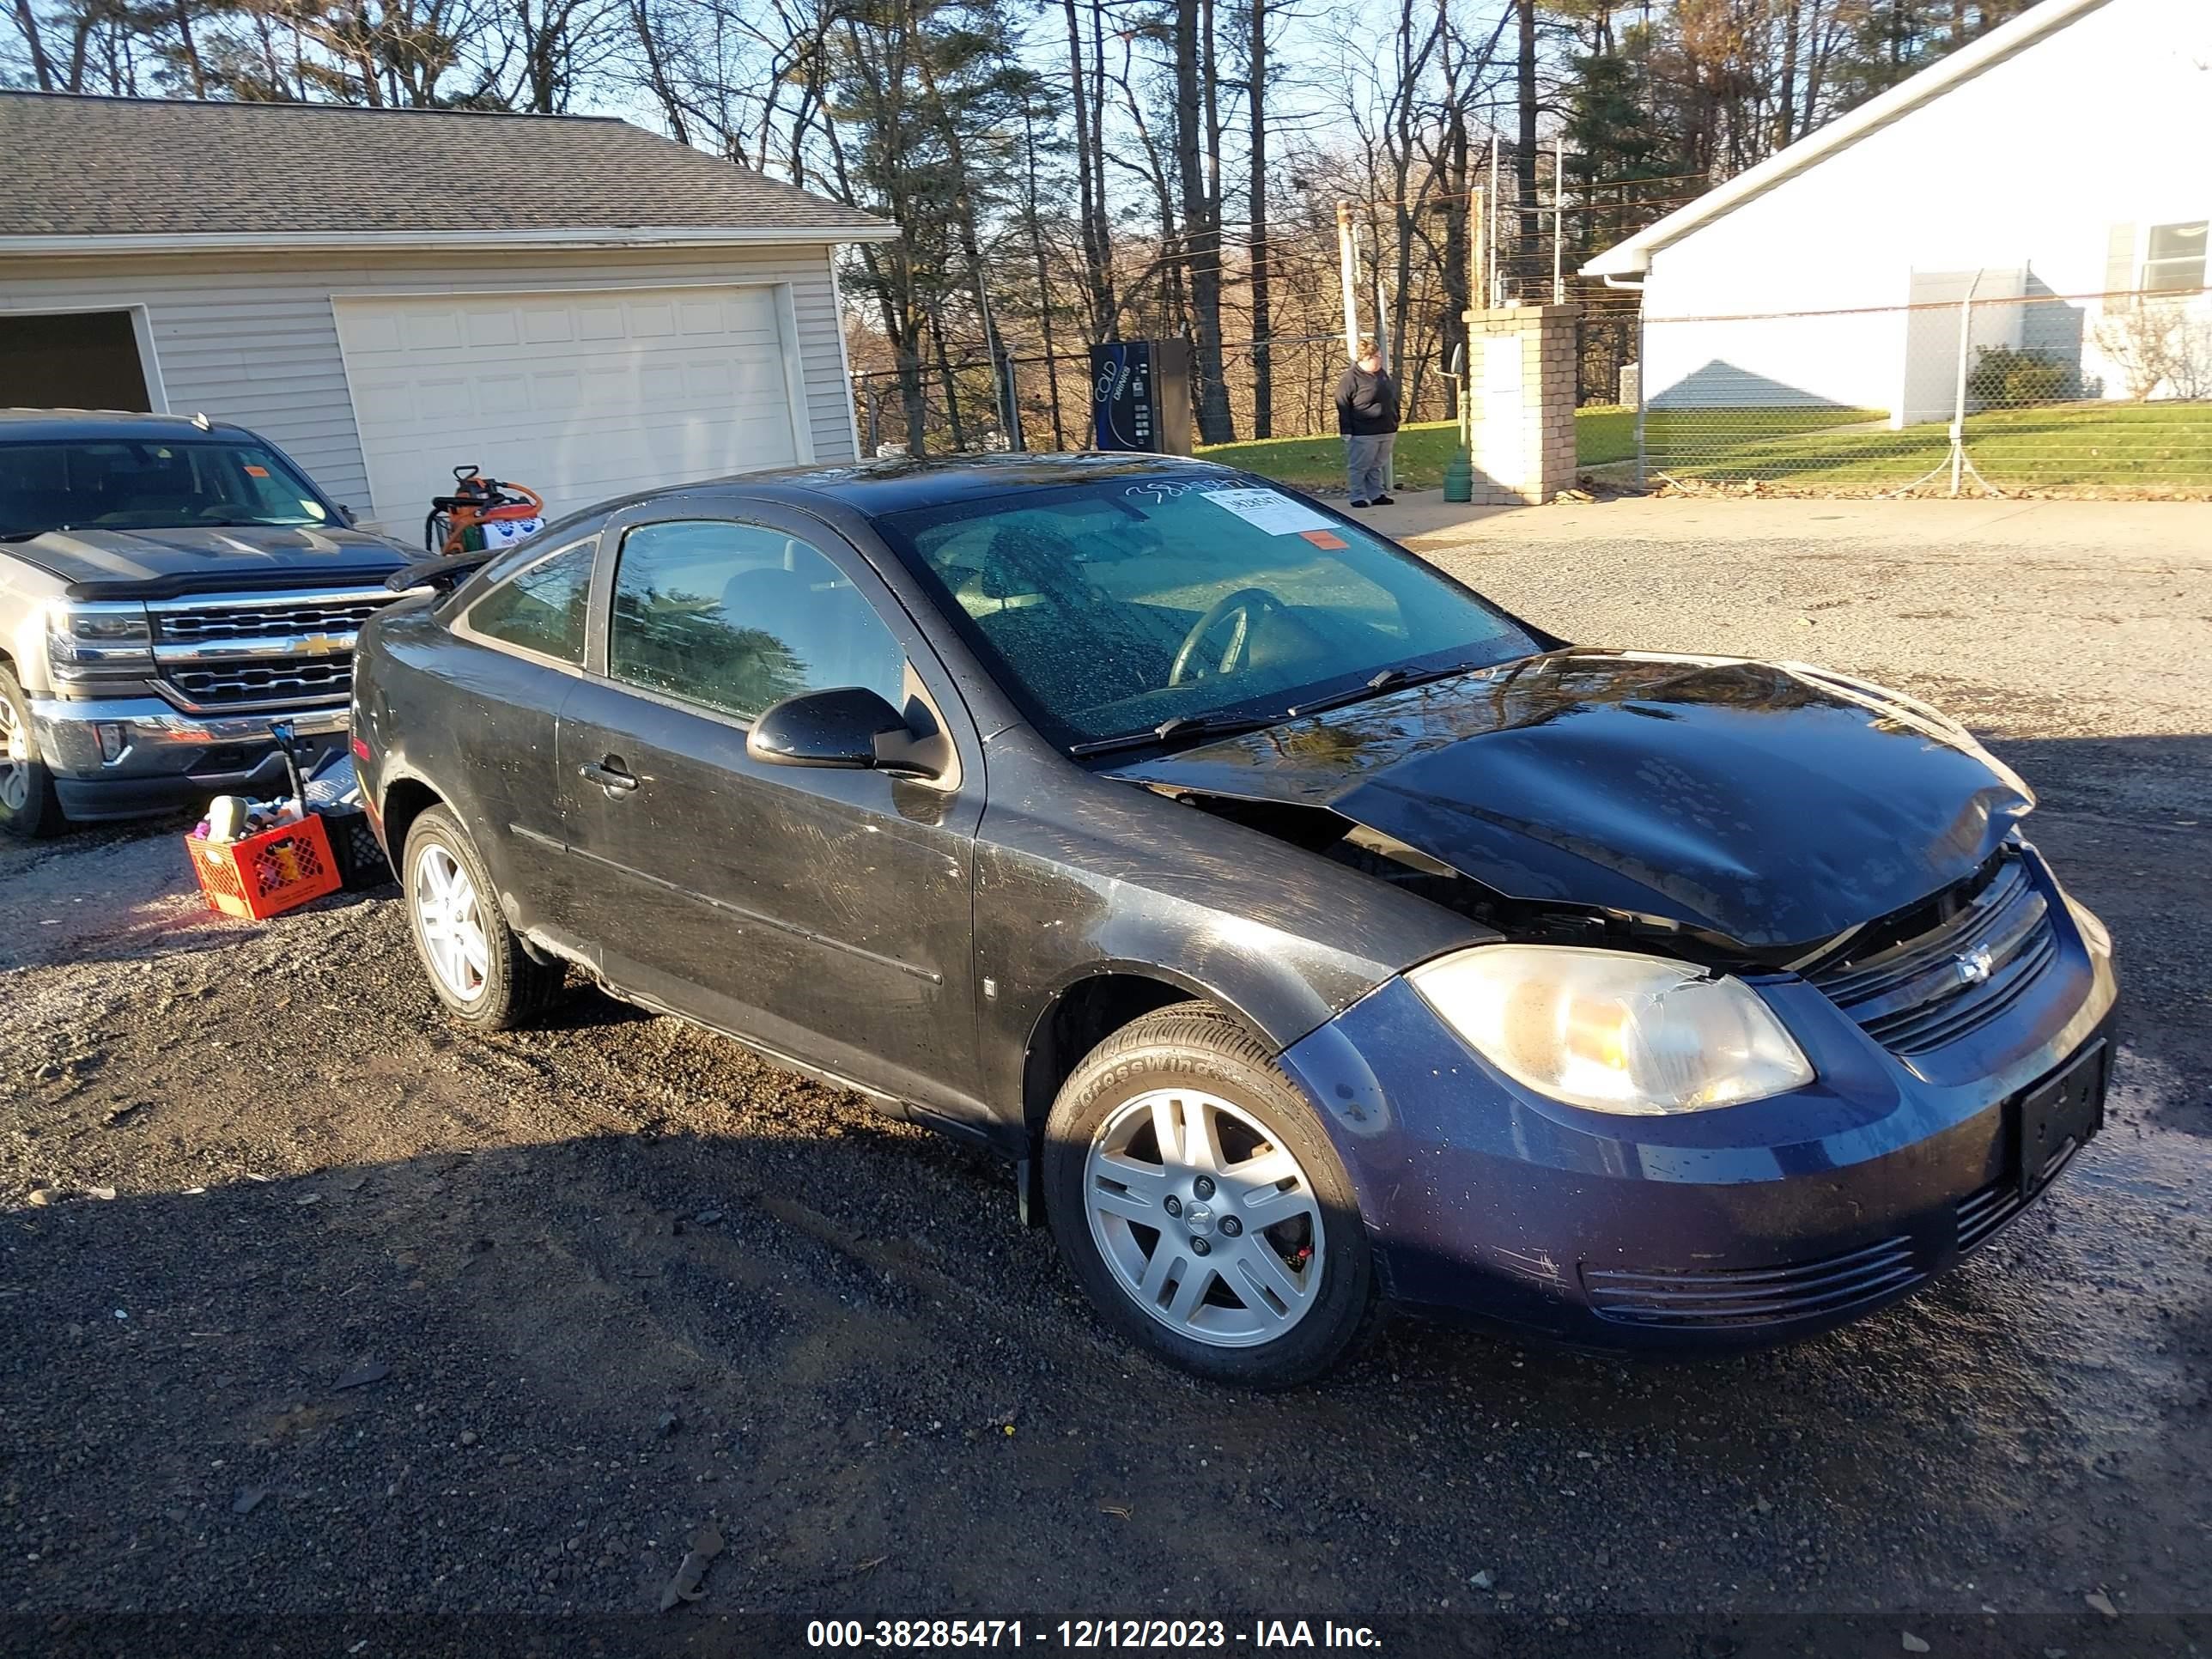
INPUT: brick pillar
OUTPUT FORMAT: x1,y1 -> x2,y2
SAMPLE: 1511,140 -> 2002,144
1460,304 -> 1579,506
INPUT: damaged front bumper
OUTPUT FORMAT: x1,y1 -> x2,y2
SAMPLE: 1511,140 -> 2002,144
1277,843 -> 2120,1350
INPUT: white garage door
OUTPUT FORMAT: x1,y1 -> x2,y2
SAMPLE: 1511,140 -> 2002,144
333,285 -> 805,532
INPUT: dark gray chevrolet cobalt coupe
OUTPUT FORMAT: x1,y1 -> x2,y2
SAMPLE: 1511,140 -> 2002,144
353,453 -> 2116,1387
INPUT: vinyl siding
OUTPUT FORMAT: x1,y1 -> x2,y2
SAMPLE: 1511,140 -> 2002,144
0,242 -> 859,515
1635,0 -> 2211,416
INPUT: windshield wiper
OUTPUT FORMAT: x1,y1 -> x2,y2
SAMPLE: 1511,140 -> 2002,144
1285,659 -> 1492,718
1068,710 -> 1284,757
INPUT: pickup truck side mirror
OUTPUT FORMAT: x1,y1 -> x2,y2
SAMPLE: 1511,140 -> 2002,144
748,686 -> 951,780
335,503 -> 360,526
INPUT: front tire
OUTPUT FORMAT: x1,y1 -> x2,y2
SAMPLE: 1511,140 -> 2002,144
0,665 -> 66,841
1043,1004 -> 1380,1388
402,805 -> 564,1030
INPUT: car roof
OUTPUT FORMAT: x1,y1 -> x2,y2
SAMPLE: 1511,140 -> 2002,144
0,408 -> 254,442
679,451 -> 1244,517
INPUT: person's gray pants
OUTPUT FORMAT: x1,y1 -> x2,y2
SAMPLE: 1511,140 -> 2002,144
1346,433 -> 1395,501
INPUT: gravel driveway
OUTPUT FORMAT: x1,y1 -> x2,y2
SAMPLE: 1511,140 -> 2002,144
3,501 -> 2207,1651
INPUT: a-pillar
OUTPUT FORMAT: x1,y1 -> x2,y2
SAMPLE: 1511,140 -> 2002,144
1460,304 -> 1579,506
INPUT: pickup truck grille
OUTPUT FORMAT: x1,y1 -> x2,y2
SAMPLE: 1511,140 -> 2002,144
147,586 -> 402,713
166,659 -> 354,705
155,598 -> 386,641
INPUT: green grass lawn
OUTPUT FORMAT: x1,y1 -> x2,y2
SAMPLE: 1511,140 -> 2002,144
1198,419 -> 1467,490
1200,404 -> 1882,489
1651,401 -> 2212,489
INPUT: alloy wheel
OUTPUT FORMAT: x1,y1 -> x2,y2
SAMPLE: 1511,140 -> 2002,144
1083,1086 -> 1327,1348
413,842 -> 489,1000
0,694 -> 29,814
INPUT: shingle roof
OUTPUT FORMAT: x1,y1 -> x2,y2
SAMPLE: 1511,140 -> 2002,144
0,92 -> 895,243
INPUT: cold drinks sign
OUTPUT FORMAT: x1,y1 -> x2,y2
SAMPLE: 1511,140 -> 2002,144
1089,340 -> 1193,454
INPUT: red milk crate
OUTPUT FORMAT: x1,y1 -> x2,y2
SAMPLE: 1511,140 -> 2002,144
185,814 -> 343,921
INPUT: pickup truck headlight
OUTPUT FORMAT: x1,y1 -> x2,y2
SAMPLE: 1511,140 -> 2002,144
46,601 -> 154,675
1407,945 -> 1814,1115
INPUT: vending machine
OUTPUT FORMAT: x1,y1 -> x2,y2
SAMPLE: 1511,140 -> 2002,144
1088,339 -> 1194,454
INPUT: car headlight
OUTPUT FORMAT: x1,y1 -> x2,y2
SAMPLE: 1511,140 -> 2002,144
1407,945 -> 1814,1115
46,600 -> 153,675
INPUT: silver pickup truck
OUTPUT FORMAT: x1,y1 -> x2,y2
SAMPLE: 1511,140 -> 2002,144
0,409 -> 416,838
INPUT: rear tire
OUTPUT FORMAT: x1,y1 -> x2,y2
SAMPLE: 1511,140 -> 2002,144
1043,1003 -> 1381,1389
0,665 -> 65,841
402,805 -> 563,1030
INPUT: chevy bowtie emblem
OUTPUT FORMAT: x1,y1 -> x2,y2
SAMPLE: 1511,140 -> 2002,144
300,633 -> 343,657
1954,945 -> 1995,987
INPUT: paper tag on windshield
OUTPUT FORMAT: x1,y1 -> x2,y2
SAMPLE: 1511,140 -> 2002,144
1200,487 -> 1335,536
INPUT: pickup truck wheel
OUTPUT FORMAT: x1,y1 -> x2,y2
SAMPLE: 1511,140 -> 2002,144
0,666 -> 66,841
1042,1004 -> 1382,1389
402,805 -> 564,1029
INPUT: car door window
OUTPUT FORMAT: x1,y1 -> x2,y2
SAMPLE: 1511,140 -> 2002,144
607,520 -> 908,720
462,538 -> 594,664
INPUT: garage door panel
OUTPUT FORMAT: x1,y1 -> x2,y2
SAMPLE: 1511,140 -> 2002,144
574,305 -> 623,342
401,312 -> 464,353
474,374 -> 532,417
678,299 -> 731,336
348,314 -> 404,355
465,310 -> 520,349
337,284 -> 802,528
640,363 -> 688,404
521,310 -> 573,345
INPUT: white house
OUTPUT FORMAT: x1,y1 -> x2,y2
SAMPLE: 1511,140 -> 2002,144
1584,0 -> 2212,424
0,94 -> 900,531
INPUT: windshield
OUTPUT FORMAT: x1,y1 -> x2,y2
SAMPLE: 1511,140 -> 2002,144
0,438 -> 335,538
875,477 -> 1540,746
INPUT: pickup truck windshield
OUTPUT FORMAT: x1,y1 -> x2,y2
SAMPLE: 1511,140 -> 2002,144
874,477 -> 1540,747
0,438 -> 333,538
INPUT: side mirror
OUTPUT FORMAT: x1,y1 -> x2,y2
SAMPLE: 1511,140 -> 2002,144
335,503 -> 360,526
747,686 -> 951,780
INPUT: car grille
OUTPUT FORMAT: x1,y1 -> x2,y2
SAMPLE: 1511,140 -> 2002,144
1583,1236 -> 1923,1329
1954,1181 -> 2028,1253
153,599 -> 386,641
146,588 -> 400,711
165,659 -> 353,706
1808,853 -> 2058,1055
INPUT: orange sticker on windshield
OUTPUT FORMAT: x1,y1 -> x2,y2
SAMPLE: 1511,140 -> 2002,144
1299,529 -> 1348,550
243,465 -> 270,477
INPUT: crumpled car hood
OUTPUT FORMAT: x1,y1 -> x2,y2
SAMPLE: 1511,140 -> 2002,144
10,524 -> 408,595
1105,651 -> 2035,951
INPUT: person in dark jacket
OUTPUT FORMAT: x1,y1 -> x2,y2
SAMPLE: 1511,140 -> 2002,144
1334,337 -> 1400,507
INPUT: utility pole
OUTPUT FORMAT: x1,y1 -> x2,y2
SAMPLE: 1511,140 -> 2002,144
1337,201 -> 1360,363
1553,133 -> 1566,305
1486,143 -> 1501,306
1470,185 -> 1489,318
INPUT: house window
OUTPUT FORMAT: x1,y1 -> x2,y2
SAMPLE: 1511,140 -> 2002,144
2143,222 -> 2207,294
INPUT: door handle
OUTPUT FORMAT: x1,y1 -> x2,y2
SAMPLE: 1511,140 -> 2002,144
579,756 -> 640,794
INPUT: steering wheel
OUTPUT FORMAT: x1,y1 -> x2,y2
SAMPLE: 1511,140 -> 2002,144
1169,586 -> 1285,687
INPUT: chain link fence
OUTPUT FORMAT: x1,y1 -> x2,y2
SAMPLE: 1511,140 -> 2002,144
850,331 -> 1428,462
1626,283 -> 2212,496
849,318 -> 1632,465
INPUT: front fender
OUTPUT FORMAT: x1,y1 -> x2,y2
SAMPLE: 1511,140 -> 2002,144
971,726 -> 1486,1123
